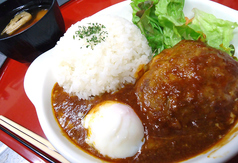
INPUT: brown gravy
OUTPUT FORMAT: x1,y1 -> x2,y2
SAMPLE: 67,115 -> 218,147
52,82 -> 237,163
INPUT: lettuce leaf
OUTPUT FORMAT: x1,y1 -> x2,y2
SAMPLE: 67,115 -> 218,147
131,0 -> 159,24
135,1 -> 164,53
131,0 -> 238,58
131,0 -> 201,55
189,8 -> 238,55
154,0 -> 186,27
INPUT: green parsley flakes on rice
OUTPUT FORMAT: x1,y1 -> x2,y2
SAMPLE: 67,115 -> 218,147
52,15 -> 152,100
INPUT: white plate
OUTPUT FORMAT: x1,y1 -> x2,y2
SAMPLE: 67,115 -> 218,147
24,0 -> 238,162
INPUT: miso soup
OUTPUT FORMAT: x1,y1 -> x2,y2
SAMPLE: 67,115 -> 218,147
0,5 -> 49,39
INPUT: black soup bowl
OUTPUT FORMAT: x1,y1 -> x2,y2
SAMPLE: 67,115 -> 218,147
0,0 -> 65,63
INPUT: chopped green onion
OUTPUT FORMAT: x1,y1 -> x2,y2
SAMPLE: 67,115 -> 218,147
73,23 -> 108,49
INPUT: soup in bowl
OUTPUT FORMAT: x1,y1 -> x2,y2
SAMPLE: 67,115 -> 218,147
0,0 -> 65,63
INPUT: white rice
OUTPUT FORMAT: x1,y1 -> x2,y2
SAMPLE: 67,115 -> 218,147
52,15 -> 152,100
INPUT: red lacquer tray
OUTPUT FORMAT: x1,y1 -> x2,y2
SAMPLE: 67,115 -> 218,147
0,0 -> 238,162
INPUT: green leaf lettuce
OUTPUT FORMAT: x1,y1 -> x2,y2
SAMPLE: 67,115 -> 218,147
131,0 -> 238,58
188,8 -> 238,55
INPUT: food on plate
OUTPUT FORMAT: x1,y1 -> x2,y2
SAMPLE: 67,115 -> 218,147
52,15 -> 152,100
136,40 -> 238,138
52,39 -> 238,162
0,9 -> 48,38
131,0 -> 238,58
51,1 -> 238,163
82,101 -> 144,158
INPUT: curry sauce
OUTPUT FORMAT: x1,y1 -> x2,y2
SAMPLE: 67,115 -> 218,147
52,40 -> 238,162
52,83 -> 237,163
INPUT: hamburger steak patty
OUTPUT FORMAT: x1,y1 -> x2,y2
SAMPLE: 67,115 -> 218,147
135,40 -> 238,137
